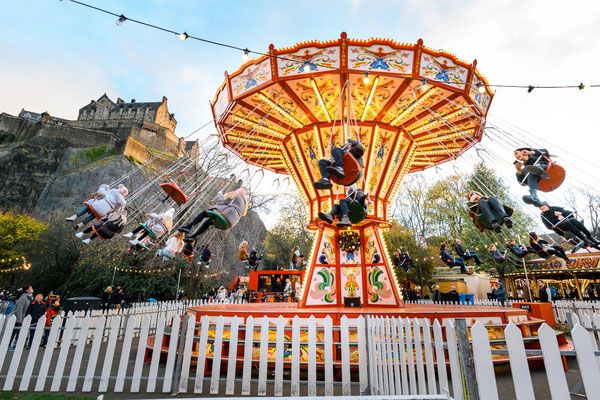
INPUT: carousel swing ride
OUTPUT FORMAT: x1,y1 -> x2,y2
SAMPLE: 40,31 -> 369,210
186,33 -> 542,327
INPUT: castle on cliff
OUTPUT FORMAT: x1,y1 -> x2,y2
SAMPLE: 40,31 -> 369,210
6,93 -> 198,166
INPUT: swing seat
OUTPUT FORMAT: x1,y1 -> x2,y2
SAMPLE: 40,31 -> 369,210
207,210 -> 231,230
133,241 -> 152,252
139,223 -> 157,240
348,200 -> 367,225
538,162 -> 565,192
91,223 -> 112,240
329,153 -> 362,186
160,183 -> 188,205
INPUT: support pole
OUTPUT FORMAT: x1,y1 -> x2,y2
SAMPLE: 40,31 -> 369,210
456,318 -> 479,400
522,258 -> 532,301
176,267 -> 182,300
111,265 -> 117,286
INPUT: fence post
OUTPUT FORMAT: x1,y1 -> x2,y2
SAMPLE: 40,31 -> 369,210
456,318 -> 479,400
172,314 -> 188,396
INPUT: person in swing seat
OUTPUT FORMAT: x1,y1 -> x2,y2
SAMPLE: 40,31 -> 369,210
507,238 -> 535,258
539,204 -> 600,250
467,191 -> 513,233
177,188 -> 248,255
155,231 -> 185,262
123,208 -> 175,247
313,138 -> 365,190
452,238 -> 483,266
513,148 -> 551,207
66,184 -> 128,230
75,210 -> 127,244
528,232 -> 570,263
488,244 -> 520,267
247,248 -> 263,271
439,243 -> 471,275
198,244 -> 212,267
318,184 -> 369,227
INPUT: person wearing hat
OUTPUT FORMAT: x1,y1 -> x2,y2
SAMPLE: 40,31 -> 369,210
313,138 -> 365,190
66,183 -> 128,230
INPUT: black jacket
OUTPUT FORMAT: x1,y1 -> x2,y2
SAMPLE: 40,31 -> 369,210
440,249 -> 453,263
541,206 -> 574,229
347,188 -> 368,208
26,300 -> 47,324
453,244 -> 467,258
101,292 -> 113,307
517,148 -> 549,166
539,285 -> 550,302
508,243 -> 532,258
201,247 -> 212,262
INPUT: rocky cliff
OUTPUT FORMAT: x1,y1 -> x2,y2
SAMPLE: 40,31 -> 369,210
0,112 -> 267,276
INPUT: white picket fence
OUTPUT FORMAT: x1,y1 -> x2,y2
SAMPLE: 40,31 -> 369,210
2,305 -> 600,397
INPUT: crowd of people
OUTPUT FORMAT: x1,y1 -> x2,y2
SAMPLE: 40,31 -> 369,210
1,286 -> 61,350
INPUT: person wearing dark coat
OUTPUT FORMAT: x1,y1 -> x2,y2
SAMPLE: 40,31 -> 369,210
538,281 -> 552,302
494,282 -> 507,305
507,239 -> 535,258
76,210 -> 127,244
313,139 -> 365,190
9,286 -> 33,350
539,204 -> 600,250
247,249 -> 263,271
101,286 -> 114,311
318,184 -> 368,227
514,148 -> 551,207
25,294 -> 47,349
432,285 -> 442,302
198,244 -> 213,268
586,285 -> 596,300
467,191 -> 513,233
453,239 -> 483,265
489,245 -> 520,267
440,243 -> 471,274
448,286 -> 459,303
399,248 -> 414,272
529,232 -> 569,262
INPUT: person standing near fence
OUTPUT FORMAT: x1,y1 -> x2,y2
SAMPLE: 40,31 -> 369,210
495,282 -> 507,306
8,285 -> 33,350
25,294 -> 47,349
42,298 -> 60,347
538,280 -> 552,302
101,286 -> 113,311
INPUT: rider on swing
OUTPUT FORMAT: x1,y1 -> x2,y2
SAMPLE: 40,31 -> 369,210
513,148 -> 551,207
318,184 -> 368,227
313,138 -> 365,190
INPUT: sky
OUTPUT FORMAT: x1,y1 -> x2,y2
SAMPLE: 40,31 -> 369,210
2,0 -> 600,227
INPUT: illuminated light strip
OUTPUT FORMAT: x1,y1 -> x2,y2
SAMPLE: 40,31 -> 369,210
241,153 -> 282,160
241,149 -> 281,156
415,128 -> 476,145
298,228 -> 320,303
266,163 -> 286,169
390,87 -> 437,126
310,78 -> 332,123
417,143 -> 462,152
416,147 -> 462,156
379,132 -> 405,197
364,125 -> 380,191
378,230 -> 404,301
408,108 -> 464,135
257,92 -> 304,128
410,160 -> 433,166
291,135 -> 317,201
360,76 -> 380,122
227,134 -> 281,149
231,114 -> 289,139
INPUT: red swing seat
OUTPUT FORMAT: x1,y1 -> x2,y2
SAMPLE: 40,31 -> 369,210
538,162 -> 566,192
159,170 -> 196,205
329,152 -> 362,186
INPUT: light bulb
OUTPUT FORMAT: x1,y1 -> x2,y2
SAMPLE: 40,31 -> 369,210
242,49 -> 249,61
420,78 -> 428,91
178,32 -> 188,41
363,72 -> 370,85
476,82 -> 486,94
116,15 -> 126,26
301,64 -> 308,72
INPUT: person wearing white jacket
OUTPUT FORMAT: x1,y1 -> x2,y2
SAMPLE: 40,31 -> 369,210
125,208 -> 175,247
155,231 -> 185,261
66,184 -> 128,230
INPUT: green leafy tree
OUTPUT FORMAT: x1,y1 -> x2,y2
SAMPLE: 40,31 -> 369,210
384,223 -> 438,294
263,191 -> 314,268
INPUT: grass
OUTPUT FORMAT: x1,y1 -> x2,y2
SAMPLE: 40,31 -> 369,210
70,146 -> 119,166
0,394 -> 96,400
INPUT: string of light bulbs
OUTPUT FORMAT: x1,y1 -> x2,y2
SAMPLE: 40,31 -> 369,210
0,256 -> 32,273
66,0 -> 600,93
114,265 -> 230,278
